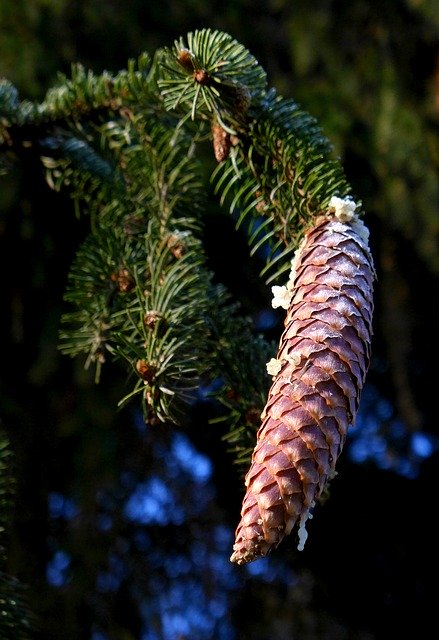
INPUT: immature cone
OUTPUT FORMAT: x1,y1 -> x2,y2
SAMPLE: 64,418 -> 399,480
230,210 -> 375,565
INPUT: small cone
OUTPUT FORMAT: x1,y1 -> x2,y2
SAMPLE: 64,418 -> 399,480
230,214 -> 375,564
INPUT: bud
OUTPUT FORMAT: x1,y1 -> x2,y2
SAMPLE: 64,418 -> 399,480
212,120 -> 232,162
135,359 -> 157,384
110,268 -> 135,292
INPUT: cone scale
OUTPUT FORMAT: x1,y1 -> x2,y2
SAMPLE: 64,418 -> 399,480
230,212 -> 375,565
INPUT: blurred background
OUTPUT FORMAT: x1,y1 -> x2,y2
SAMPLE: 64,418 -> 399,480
0,1 -> 438,638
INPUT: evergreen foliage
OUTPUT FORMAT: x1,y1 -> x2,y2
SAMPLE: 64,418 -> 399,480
0,5 -> 437,636
0,25 -> 373,630
0,432 -> 14,565
1,28 -> 359,443
0,431 -> 34,639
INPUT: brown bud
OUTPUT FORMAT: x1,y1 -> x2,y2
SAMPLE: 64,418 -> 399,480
212,121 -> 231,162
144,311 -> 162,331
177,48 -> 195,72
230,215 -> 375,565
135,359 -> 157,384
110,268 -> 135,292
167,233 -> 187,259
193,68 -> 210,85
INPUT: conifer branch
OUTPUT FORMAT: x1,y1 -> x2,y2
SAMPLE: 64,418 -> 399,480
0,430 -> 35,638
157,29 -> 353,282
0,28 -> 375,565
156,29 -> 375,561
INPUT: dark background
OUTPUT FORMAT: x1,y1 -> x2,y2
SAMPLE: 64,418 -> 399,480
1,1 -> 438,638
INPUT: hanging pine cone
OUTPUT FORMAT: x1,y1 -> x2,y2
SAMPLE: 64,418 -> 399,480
230,202 -> 375,565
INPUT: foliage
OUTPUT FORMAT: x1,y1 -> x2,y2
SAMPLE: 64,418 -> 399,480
0,26 -> 369,630
0,431 -> 34,639
0,28 -> 359,444
0,3 -> 438,638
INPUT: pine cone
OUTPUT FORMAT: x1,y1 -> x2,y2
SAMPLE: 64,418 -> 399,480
230,212 -> 375,565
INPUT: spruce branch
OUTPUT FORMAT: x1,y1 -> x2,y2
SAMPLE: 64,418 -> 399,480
0,430 -> 35,638
158,29 -> 266,129
158,29 -> 353,282
0,53 -> 153,168
0,572 -> 35,640
1,29 -> 375,565
53,104 -> 263,426
157,29 -> 375,562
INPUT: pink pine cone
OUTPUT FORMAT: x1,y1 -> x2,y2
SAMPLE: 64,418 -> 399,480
230,214 -> 375,565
